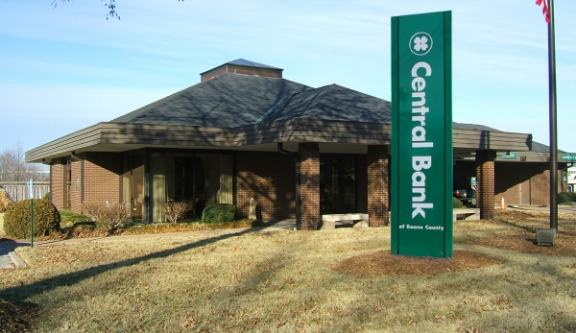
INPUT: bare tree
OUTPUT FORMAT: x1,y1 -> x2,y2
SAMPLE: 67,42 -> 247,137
51,0 -> 185,20
0,143 -> 47,182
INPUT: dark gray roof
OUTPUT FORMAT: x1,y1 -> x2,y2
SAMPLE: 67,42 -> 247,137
531,141 -> 566,153
257,84 -> 391,124
110,72 -> 523,137
111,74 -> 311,127
452,122 -> 499,131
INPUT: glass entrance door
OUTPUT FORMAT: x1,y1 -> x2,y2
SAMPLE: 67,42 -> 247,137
320,155 -> 356,214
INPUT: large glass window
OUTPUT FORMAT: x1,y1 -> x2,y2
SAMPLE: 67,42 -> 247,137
150,152 -> 233,222
122,154 -> 145,222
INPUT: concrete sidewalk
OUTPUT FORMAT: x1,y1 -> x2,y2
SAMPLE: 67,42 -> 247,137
505,204 -> 576,215
0,238 -> 28,269
0,218 -> 298,269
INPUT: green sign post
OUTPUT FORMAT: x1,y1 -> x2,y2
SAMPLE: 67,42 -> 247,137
391,11 -> 453,258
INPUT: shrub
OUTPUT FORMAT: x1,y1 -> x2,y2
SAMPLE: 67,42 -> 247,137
453,197 -> 464,208
558,192 -> 576,204
43,192 -> 50,201
558,192 -> 570,204
162,199 -> 187,223
82,202 -> 104,222
201,204 -> 236,223
3,199 -> 60,238
99,204 -> 129,231
82,202 -> 130,231
0,189 -> 13,213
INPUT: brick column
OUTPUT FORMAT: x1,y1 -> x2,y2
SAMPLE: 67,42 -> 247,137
298,143 -> 320,230
367,145 -> 390,226
476,150 -> 496,219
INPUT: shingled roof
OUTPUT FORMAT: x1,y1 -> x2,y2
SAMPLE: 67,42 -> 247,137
256,84 -> 391,124
112,74 -> 311,127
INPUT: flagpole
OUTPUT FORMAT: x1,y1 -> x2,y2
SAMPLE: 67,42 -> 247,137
547,0 -> 558,231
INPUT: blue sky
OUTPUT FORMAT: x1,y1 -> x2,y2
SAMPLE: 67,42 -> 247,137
1,0 -> 575,158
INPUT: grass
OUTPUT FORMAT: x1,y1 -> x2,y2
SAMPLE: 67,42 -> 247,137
1,211 -> 576,332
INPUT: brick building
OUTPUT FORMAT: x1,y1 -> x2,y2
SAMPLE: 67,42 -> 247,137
25,59 -> 569,228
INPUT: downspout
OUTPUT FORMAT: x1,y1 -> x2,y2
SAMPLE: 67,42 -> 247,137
277,143 -> 301,229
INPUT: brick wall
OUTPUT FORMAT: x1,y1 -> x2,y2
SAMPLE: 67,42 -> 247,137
236,151 -> 296,220
530,168 -> 550,206
476,150 -> 496,219
299,143 -> 320,230
82,153 -> 122,212
50,163 -> 65,210
456,160 -> 564,207
367,145 -> 389,227
495,163 -> 547,206
70,159 -> 83,213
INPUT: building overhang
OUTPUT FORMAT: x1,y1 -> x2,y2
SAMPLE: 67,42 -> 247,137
26,120 -> 533,164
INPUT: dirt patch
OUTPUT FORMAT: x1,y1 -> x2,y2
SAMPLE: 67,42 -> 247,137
331,250 -> 502,277
0,298 -> 38,333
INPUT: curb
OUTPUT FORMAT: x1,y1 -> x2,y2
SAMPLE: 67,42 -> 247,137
8,251 -> 26,267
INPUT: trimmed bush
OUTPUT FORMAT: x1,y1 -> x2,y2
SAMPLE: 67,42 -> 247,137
4,199 -> 60,238
558,192 -> 576,204
201,204 -> 236,223
453,197 -> 464,208
558,193 -> 570,204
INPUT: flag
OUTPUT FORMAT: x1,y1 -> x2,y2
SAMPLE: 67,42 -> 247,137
536,0 -> 550,23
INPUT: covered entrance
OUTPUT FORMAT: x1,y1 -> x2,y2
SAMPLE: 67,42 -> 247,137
320,154 -> 357,214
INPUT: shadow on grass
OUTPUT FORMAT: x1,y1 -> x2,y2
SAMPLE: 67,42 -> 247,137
0,229 -> 252,302
496,218 -> 538,233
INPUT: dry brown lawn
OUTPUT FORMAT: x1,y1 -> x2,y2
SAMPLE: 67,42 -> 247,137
2,210 -> 576,333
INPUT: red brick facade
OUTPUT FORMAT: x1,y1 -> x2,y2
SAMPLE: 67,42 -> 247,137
50,162 -> 67,210
70,159 -> 82,212
52,153 -> 122,214
82,153 -> 122,207
367,145 -> 389,226
236,151 -> 296,221
455,160 -> 564,207
476,150 -> 496,219
299,143 -> 320,230
50,147 -> 561,226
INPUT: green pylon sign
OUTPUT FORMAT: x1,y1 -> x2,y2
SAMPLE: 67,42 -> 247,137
391,11 -> 453,258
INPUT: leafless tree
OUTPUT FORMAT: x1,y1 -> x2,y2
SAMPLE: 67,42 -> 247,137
51,0 -> 185,20
0,143 -> 48,182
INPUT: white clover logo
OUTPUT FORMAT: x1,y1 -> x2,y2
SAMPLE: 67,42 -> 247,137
414,36 -> 428,52
409,32 -> 433,56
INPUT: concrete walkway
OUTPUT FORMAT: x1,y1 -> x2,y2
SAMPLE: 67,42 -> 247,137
507,204 -> 576,215
0,218 -> 298,269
